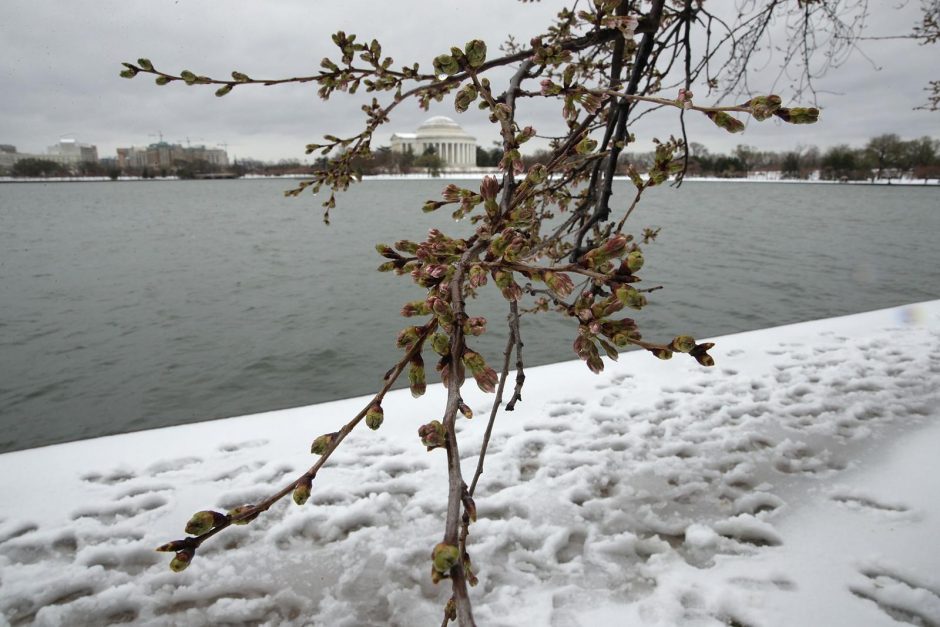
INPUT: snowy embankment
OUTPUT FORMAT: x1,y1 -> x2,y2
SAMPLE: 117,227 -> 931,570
1,302 -> 939,626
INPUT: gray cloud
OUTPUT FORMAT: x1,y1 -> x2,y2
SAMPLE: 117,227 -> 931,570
0,1 -> 935,161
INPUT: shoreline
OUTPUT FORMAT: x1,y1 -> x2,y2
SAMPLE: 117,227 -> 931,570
2,174 -> 938,186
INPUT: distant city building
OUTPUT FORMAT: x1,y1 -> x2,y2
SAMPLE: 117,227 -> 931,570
48,138 -> 99,164
390,116 -> 476,168
116,142 -> 229,170
0,139 -> 99,174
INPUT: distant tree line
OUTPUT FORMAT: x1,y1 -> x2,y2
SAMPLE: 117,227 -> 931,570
616,134 -> 939,181
11,133 -> 933,181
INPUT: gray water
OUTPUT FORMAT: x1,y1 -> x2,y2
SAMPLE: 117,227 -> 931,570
1,179 -> 937,452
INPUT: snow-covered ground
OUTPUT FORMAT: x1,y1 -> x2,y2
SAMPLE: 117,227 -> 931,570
1,301 -> 938,626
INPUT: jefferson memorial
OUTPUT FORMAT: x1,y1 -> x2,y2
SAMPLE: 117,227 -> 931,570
390,116 -> 477,169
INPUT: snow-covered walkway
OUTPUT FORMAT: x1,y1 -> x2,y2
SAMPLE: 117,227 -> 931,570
1,301 -> 938,626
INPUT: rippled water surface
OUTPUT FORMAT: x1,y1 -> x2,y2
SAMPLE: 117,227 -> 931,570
1,179 -> 938,452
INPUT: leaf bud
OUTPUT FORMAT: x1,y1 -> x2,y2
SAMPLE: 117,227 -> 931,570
137,58 -> 154,71
119,68 -> 137,79
169,548 -> 194,572
409,356 -> 427,398
458,401 -> 473,420
311,432 -> 337,455
184,510 -> 226,536
652,348 -> 673,360
215,85 -> 233,97
180,70 -> 196,84
292,476 -> 312,505
544,271 -> 574,297
444,598 -> 457,620
231,71 -> 250,82
365,403 -> 384,430
155,539 -> 188,553
155,76 -> 171,86
432,543 -> 461,574
418,420 -> 447,450
227,504 -> 259,525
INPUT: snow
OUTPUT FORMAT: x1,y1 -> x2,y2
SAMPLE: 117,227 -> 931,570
1,301 -> 939,626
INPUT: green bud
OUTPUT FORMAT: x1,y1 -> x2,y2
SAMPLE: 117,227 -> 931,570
432,543 -> 461,574
311,432 -> 336,455
652,348 -> 673,360
626,250 -> 644,273
409,355 -> 426,398
184,510 -> 225,536
137,58 -> 154,71
705,110 -> 745,133
431,332 -> 451,356
454,85 -> 478,113
746,95 -> 782,121
180,70 -> 196,84
169,548 -> 194,572
418,420 -> 446,450
215,85 -> 233,97
293,476 -> 312,505
776,106 -> 819,124
155,76 -> 171,86
365,404 -> 384,430
671,335 -> 696,353
119,69 -> 137,79
231,71 -> 250,82
433,54 -> 460,77
464,39 -> 487,68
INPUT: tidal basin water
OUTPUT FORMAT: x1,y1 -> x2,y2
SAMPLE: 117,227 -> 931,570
1,178 -> 938,452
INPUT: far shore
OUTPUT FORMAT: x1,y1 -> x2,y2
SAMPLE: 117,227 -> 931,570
1,173 -> 938,186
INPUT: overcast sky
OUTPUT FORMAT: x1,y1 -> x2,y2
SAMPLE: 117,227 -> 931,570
0,1 -> 936,162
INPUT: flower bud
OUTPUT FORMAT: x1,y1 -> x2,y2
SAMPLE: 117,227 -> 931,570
626,250 -> 644,273
311,432 -> 337,455
430,332 -> 451,356
184,510 -> 226,536
746,95 -> 782,121
544,271 -> 574,297
418,420 -> 447,450
365,404 -> 384,430
169,548 -> 194,572
480,176 -> 500,201
776,106 -> 819,124
409,355 -> 427,398
652,348 -> 673,360
705,110 -> 745,133
464,39 -> 487,68
432,543 -> 461,574
293,476 -> 312,505
670,335 -> 696,353
540,78 -> 562,96
433,54 -> 460,77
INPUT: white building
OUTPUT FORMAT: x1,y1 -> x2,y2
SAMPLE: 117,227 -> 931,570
390,116 -> 476,169
47,138 -> 99,164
